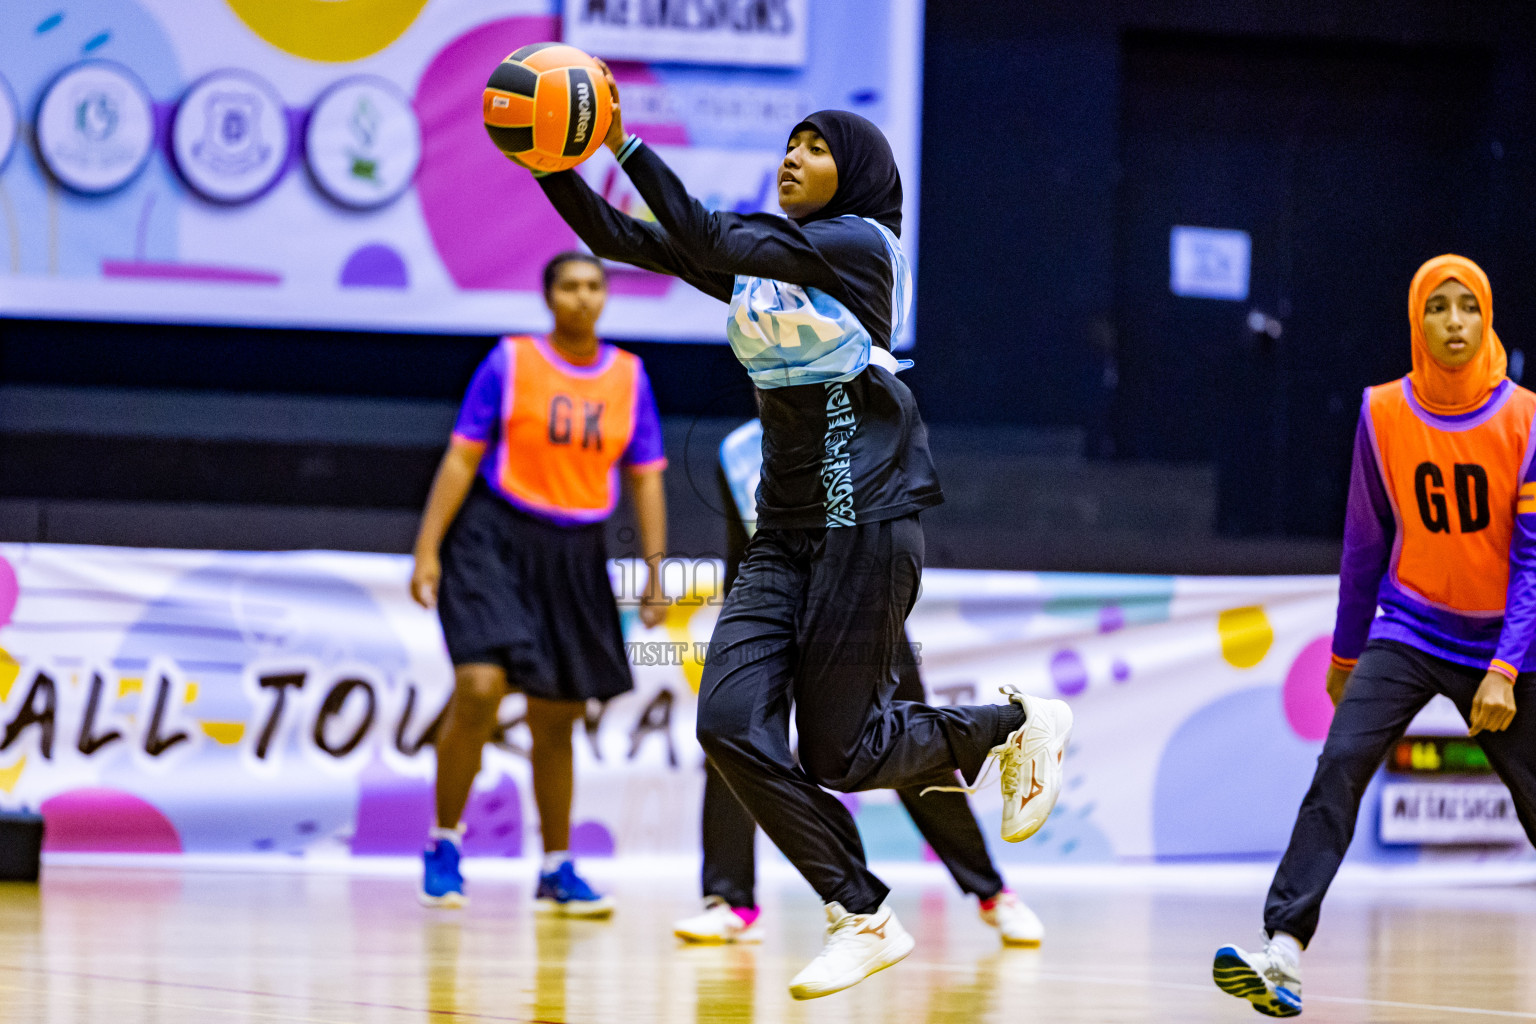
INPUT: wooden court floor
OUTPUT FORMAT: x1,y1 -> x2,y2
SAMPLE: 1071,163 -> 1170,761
1,861 -> 1534,1022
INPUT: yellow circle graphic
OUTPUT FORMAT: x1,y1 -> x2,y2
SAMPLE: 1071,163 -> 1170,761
1217,606 -> 1274,669
225,0 -> 429,63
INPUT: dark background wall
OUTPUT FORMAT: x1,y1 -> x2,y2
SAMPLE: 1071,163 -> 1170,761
915,0 -> 1536,538
4,0 -> 1536,558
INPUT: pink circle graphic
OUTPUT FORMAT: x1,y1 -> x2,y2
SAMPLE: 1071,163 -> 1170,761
40,788 -> 182,853
0,555 -> 16,627
1283,635 -> 1335,741
413,20 -> 684,296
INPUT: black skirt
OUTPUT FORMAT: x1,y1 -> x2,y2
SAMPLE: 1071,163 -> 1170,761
437,481 -> 632,702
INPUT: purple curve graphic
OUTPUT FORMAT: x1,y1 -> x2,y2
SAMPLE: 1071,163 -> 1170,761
102,261 -> 282,284
340,244 -> 409,288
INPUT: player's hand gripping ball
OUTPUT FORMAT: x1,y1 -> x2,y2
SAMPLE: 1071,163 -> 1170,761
483,43 -> 613,173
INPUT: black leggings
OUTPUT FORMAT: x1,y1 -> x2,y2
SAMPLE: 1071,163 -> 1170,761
700,634 -> 1004,908
1264,639 -> 1536,945
696,515 -> 1006,914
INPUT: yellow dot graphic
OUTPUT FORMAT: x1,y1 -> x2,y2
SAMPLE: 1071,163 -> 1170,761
224,0 -> 429,63
200,722 -> 246,746
0,647 -> 17,702
0,754 -> 24,794
1218,605 -> 1274,668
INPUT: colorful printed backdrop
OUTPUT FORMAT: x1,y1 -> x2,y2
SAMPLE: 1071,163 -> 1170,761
0,544 -> 1527,867
0,0 -> 923,340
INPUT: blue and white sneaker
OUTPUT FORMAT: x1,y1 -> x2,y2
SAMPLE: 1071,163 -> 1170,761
535,861 -> 614,919
1213,942 -> 1302,1017
419,838 -> 466,908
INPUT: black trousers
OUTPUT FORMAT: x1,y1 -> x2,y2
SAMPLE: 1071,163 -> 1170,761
696,515 -> 1006,914
700,639 -> 1006,908
1265,639 -> 1536,946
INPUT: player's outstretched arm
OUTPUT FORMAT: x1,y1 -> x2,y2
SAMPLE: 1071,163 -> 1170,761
535,169 -> 734,303
595,65 -> 842,292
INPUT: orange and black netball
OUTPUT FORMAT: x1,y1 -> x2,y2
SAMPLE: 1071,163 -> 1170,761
482,43 -> 612,174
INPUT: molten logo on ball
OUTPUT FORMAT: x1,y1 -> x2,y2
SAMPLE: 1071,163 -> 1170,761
572,79 -> 593,147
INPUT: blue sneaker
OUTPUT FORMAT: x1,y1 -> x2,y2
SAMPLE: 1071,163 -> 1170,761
419,838 -> 466,908
1213,943 -> 1302,1017
535,861 -> 614,919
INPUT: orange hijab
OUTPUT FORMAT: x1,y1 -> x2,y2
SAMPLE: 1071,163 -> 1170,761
1407,254 -> 1507,415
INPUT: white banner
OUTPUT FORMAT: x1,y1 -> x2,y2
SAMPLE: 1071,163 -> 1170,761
563,0 -> 809,67
0,544 -> 1528,867
1379,782 -> 1528,846
0,0 -> 920,340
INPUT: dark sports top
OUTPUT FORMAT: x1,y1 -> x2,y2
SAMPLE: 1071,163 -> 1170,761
537,139 -> 942,530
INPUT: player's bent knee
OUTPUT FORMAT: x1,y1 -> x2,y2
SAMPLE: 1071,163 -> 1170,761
695,702 -> 753,761
799,748 -> 858,791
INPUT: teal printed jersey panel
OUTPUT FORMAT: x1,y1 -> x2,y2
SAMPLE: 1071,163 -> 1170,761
725,218 -> 911,389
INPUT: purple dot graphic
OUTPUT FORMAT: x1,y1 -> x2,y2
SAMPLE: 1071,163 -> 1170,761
1112,658 -> 1131,683
570,820 -> 615,857
1098,604 -> 1125,634
339,244 -> 408,288
1050,649 -> 1089,697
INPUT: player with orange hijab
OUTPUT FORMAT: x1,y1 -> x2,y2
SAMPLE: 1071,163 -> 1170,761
1213,255 -> 1536,1017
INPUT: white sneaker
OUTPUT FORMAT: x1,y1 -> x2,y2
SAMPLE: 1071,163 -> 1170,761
979,890 -> 1043,946
788,902 -> 915,1000
996,686 -> 1072,842
1213,941 -> 1302,1017
674,896 -> 764,944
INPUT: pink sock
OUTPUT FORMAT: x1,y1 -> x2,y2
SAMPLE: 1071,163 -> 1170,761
732,906 -> 761,928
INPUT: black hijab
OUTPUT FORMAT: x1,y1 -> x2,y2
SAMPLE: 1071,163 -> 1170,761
789,110 -> 903,238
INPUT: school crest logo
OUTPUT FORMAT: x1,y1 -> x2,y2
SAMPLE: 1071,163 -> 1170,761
36,62 -> 155,195
172,71 -> 290,204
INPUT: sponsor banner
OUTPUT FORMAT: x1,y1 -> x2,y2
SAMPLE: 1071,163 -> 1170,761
1,544 -> 1528,866
1379,782 -> 1527,845
0,0 -> 920,342
562,0 -> 809,68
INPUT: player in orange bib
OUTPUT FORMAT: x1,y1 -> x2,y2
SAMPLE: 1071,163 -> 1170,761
410,252 -> 669,915
1214,255 -> 1536,1017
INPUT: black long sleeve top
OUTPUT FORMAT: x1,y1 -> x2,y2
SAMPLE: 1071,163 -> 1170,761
538,141 -> 942,529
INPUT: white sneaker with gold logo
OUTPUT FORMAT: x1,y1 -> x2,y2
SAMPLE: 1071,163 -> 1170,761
788,901 -> 915,1000
996,686 -> 1072,842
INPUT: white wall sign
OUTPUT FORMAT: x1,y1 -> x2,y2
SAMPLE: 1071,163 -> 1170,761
1170,225 -> 1251,301
35,62 -> 156,195
563,0 -> 808,67
305,77 -> 420,210
173,70 -> 290,204
1379,782 -> 1528,845
0,74 -> 17,173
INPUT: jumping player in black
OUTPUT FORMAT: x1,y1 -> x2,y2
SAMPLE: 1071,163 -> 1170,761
531,64 -> 1074,998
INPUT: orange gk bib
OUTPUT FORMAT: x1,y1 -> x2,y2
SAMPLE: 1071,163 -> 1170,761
494,336 -> 642,519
